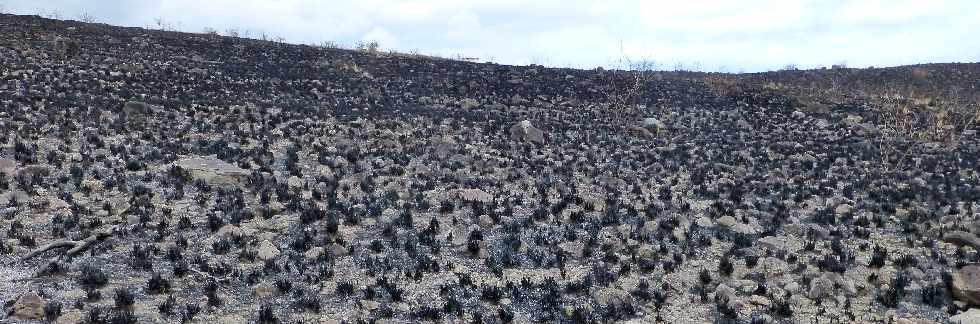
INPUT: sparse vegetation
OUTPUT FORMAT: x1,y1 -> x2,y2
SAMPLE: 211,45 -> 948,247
0,13 -> 976,324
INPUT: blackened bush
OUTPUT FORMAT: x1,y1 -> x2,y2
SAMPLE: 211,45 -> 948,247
771,295 -> 793,318
158,295 -> 176,315
715,295 -> 737,320
146,272 -> 170,294
415,305 -> 443,320
699,269 -> 713,285
336,280 -> 355,296
113,288 -> 135,308
172,259 -> 189,277
893,254 -> 918,269
817,254 -> 846,273
481,285 -> 503,303
744,255 -> 759,269
921,282 -> 946,307
499,307 -> 515,323
86,306 -> 108,324
719,256 -> 734,277
870,245 -> 887,268
129,244 -> 153,271
86,287 -> 102,301
212,236 -> 232,255
125,159 -> 144,171
258,304 -> 278,324
205,281 -> 222,307
79,264 -> 109,288
877,287 -> 902,308
182,303 -> 201,322
207,213 -> 224,232
275,277 -> 292,293
44,300 -> 62,321
295,289 -> 321,313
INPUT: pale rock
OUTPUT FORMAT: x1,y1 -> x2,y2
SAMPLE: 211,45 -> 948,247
951,308 -> 980,324
257,240 -> 280,261
253,281 -> 277,298
717,216 -> 738,228
13,292 -> 44,320
953,264 -> 980,306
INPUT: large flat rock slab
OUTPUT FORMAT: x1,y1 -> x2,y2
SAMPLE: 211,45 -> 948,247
173,155 -> 249,187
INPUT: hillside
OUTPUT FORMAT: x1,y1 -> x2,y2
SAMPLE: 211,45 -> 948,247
1,14 -> 980,323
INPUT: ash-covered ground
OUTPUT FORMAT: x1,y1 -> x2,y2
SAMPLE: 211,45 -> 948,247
2,13 -> 980,323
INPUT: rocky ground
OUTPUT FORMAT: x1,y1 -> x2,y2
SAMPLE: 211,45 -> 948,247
2,13 -> 980,323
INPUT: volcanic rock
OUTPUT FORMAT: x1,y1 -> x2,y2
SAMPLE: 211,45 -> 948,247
953,264 -> 980,306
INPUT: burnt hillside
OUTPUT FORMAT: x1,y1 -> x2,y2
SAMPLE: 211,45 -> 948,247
1,13 -> 980,323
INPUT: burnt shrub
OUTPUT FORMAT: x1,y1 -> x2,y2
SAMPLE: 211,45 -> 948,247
78,263 -> 109,288
113,288 -> 135,309
146,272 -> 171,294
258,304 -> 278,324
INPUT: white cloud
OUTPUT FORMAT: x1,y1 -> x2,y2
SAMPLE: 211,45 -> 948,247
2,0 -> 978,71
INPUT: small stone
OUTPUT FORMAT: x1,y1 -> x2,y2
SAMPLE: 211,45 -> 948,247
695,216 -> 713,228
257,240 -> 280,261
784,282 -> 800,294
714,284 -> 737,304
122,100 -> 153,116
81,179 -> 104,192
253,281 -> 277,298
559,241 -> 584,258
717,216 -> 738,228
736,119 -> 751,129
595,288 -> 632,308
642,117 -> 665,130
760,257 -> 788,278
13,292 -> 44,320
0,158 -> 15,175
841,278 -> 858,296
738,280 -> 758,294
361,300 -> 380,311
287,176 -> 303,189
809,275 -> 835,299
305,247 -> 325,260
56,309 -> 85,324
672,227 -> 686,242
327,243 -> 347,257
749,295 -> 771,306
844,115 -> 863,126
460,98 -> 480,110
637,246 -> 657,267
479,214 -> 495,228
48,197 -> 69,211
815,119 -> 830,129
458,188 -> 493,203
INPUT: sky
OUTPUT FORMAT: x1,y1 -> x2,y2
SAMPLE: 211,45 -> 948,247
2,0 -> 978,72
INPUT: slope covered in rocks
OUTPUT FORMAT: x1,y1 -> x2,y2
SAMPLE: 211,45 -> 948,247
2,13 -> 980,323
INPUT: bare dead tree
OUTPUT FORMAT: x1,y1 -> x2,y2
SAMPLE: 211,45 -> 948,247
601,44 -> 659,128
77,12 -> 96,23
